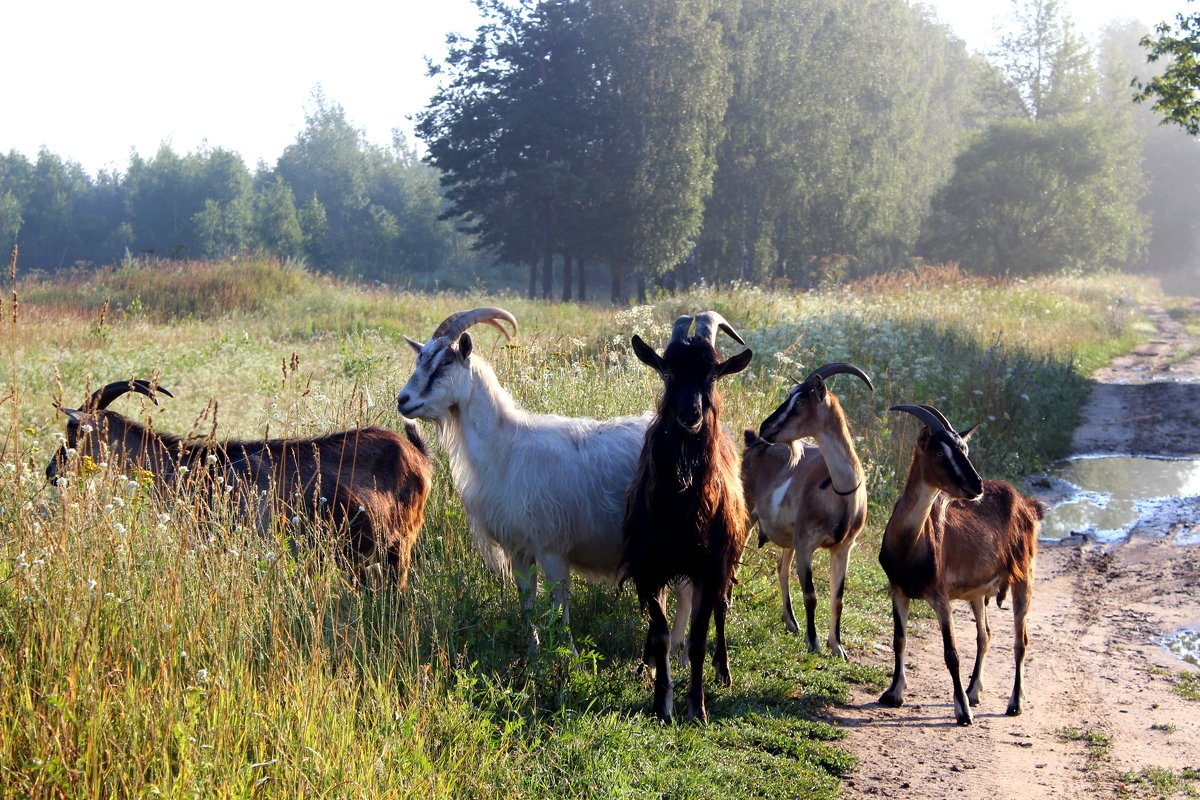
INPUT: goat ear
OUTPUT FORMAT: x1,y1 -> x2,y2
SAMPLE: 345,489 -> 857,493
810,373 -> 828,401
630,335 -> 665,374
457,332 -> 474,362
916,427 -> 932,449
716,348 -> 753,378
404,336 -> 424,356
60,407 -> 85,423
959,422 -> 979,441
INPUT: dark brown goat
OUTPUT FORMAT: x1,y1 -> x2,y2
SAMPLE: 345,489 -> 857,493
878,404 -> 1043,725
46,380 -> 432,588
621,312 -> 753,723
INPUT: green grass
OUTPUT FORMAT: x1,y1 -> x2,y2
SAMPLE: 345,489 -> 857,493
1057,727 -> 1113,763
1175,672 -> 1200,702
1118,767 -> 1200,798
0,260 -> 1154,797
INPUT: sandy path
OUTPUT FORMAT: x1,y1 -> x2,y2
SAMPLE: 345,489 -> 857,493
836,300 -> 1200,799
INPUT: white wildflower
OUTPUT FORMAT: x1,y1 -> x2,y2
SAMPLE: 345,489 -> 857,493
196,668 -> 208,683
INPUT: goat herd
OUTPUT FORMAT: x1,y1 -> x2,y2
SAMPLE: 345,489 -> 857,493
45,306 -> 1046,727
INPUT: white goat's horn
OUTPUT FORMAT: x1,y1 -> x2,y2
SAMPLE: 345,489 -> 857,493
431,307 -> 518,344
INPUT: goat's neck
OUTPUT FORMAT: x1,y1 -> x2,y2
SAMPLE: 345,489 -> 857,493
812,408 -> 862,494
886,461 -> 943,546
440,359 -> 522,477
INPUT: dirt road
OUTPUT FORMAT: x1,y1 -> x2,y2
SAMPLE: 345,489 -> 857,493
836,301 -> 1200,799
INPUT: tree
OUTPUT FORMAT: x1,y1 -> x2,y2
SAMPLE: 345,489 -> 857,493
1135,3 -> 1200,135
920,116 -> 1146,273
993,0 -> 1096,120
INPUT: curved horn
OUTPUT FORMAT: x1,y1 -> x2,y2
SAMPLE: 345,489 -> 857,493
890,404 -> 950,436
693,311 -> 746,346
86,379 -> 174,411
431,307 -> 517,344
802,362 -> 874,392
670,315 -> 695,344
917,404 -> 955,431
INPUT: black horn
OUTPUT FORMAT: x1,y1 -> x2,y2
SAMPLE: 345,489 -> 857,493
802,362 -> 874,392
890,404 -> 951,436
670,315 -> 695,344
431,307 -> 518,344
85,379 -> 173,411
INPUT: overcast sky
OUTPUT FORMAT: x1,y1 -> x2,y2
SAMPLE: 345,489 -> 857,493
1,0 -> 1192,175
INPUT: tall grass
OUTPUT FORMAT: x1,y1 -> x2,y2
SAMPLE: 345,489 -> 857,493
0,261 -> 1152,797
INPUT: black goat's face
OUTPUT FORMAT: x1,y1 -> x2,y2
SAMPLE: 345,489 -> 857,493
45,408 -> 101,483
632,335 -> 753,435
917,427 -> 984,501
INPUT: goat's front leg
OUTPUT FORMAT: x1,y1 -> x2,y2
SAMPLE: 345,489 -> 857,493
795,538 -> 821,653
879,590 -> 910,708
827,540 -> 852,659
712,584 -> 732,688
931,594 -> 972,725
512,555 -> 540,651
643,590 -> 674,721
539,553 -> 576,654
965,595 -> 991,706
686,586 -> 716,724
1008,577 -> 1033,716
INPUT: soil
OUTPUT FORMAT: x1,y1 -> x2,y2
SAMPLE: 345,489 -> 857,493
835,300 -> 1200,799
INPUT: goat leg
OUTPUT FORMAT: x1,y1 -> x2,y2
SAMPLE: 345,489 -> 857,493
712,587 -> 732,688
965,596 -> 991,706
798,543 -> 821,654
645,593 -> 674,720
1008,577 -> 1033,716
777,548 -> 800,634
827,542 -> 851,659
879,591 -> 910,708
686,587 -> 716,724
932,595 -> 972,725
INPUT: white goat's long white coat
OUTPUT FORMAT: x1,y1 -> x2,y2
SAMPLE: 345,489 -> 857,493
398,334 -> 689,645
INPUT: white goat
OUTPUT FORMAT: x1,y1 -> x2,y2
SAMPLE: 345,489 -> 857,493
396,307 -> 690,648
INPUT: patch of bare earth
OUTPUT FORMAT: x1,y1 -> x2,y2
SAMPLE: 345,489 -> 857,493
836,300 -> 1200,799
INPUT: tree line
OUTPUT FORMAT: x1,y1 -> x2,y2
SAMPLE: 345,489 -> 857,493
3,0 -> 1199,297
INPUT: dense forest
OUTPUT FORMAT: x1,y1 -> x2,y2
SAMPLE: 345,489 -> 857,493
2,0 -> 1199,296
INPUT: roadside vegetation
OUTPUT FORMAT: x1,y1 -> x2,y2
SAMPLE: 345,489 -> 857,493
0,258 -> 1152,798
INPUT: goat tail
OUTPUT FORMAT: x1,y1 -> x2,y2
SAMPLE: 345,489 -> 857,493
402,420 -> 430,458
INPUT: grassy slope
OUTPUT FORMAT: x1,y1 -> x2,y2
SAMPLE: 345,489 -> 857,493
0,260 -> 1152,798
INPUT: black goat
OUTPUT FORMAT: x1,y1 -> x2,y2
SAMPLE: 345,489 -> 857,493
621,312 -> 753,723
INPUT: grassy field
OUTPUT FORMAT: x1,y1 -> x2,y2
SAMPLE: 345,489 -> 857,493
0,258 -> 1152,798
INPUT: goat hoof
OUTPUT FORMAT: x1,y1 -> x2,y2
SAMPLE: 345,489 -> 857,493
829,643 -> 848,660
1006,704 -> 1022,717
686,700 -> 708,725
879,690 -> 904,708
715,665 -> 732,688
783,619 -> 799,634
956,713 -> 973,726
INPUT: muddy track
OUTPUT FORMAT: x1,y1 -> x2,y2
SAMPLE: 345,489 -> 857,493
835,300 -> 1200,799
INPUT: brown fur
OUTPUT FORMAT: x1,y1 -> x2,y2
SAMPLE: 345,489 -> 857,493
621,334 -> 751,723
742,378 -> 868,656
47,390 -> 432,589
878,421 -> 1044,725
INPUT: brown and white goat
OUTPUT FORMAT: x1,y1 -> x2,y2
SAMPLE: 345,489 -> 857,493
621,312 -> 753,723
46,380 -> 432,588
878,404 -> 1043,725
741,363 -> 873,657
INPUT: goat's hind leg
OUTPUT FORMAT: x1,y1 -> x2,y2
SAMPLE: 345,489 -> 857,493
796,539 -> 821,653
777,547 -> 799,634
965,595 -> 991,706
879,590 -> 910,708
513,555 -> 540,651
1007,577 -> 1032,716
712,584 -> 732,687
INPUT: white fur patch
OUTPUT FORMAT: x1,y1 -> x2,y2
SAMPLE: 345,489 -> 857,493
769,477 -> 793,518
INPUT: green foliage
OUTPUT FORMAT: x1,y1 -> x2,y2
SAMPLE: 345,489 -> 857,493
0,261 -> 1150,797
1135,5 -> 1200,136
921,115 -> 1147,273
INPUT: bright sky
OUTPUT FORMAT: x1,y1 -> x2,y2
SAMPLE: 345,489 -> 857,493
2,0 -> 1193,176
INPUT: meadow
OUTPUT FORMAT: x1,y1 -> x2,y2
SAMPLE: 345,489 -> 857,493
0,258 -> 1152,798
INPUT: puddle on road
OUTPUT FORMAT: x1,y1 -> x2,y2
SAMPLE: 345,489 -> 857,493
1164,630 -> 1200,667
1031,455 -> 1200,542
